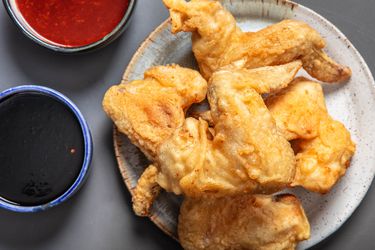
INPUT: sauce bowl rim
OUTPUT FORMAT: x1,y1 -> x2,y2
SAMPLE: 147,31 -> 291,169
0,85 -> 93,212
2,0 -> 137,53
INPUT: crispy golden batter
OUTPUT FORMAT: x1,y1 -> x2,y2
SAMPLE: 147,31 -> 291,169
266,77 -> 327,141
156,65 -> 297,197
163,0 -> 351,82
132,165 -> 161,217
292,117 -> 356,193
211,60 -> 302,93
157,118 -> 247,196
266,78 -> 356,193
190,61 -> 302,127
208,67 -> 297,190
103,65 -> 207,160
179,194 -> 310,250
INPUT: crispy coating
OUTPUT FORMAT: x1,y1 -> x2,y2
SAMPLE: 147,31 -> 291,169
103,65 -> 207,160
157,118 -> 251,196
212,60 -> 302,93
163,0 -> 351,82
292,117 -> 356,193
132,165 -> 161,217
178,194 -> 310,250
266,77 -> 327,141
208,68 -> 297,191
190,61 -> 302,127
266,78 -> 356,193
156,65 -> 297,197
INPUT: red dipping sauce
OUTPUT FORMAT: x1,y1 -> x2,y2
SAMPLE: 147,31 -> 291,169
16,0 -> 129,47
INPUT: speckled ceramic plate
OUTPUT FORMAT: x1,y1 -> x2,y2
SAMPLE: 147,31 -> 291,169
113,0 -> 375,249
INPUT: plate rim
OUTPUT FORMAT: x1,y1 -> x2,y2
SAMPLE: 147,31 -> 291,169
113,127 -> 179,241
121,18 -> 171,84
113,0 -> 375,247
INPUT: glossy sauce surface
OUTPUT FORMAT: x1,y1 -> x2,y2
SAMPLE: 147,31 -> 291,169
0,92 -> 84,206
16,0 -> 129,47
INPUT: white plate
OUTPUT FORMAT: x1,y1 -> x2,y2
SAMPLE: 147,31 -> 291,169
113,0 -> 375,249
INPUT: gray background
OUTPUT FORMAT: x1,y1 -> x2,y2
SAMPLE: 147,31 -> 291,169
0,0 -> 374,249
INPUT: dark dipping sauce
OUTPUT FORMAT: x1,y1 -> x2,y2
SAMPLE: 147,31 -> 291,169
0,92 -> 84,206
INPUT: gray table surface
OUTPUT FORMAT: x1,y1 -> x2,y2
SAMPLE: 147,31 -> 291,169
0,0 -> 374,249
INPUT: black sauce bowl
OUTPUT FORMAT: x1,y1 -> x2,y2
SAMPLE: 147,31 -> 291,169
0,85 -> 93,212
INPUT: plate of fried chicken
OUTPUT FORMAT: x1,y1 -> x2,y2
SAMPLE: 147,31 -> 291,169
102,0 -> 375,249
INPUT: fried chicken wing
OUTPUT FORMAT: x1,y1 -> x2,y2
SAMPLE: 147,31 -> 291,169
208,68 -> 297,190
103,65 -> 207,160
132,165 -> 161,217
155,65 -> 297,197
293,118 -> 356,193
163,0 -> 351,82
212,60 -> 302,94
179,194 -> 310,250
189,61 -> 302,127
266,78 -> 356,193
157,117 -> 251,196
266,77 -> 327,141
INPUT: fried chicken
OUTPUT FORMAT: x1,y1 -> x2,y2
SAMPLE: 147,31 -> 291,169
266,77 -> 327,141
292,118 -> 356,193
211,60 -> 302,93
208,65 -> 298,191
163,0 -> 351,83
156,63 -> 298,197
189,60 -> 302,126
179,194 -> 310,250
132,165 -> 161,216
103,65 -> 207,160
266,78 -> 356,193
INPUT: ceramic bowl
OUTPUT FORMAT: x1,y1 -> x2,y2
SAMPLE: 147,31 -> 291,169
2,0 -> 136,53
114,0 -> 375,249
0,85 -> 93,212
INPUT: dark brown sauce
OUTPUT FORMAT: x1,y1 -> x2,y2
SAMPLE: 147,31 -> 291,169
0,92 -> 84,206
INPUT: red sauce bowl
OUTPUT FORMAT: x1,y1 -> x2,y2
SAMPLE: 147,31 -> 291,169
3,0 -> 136,53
